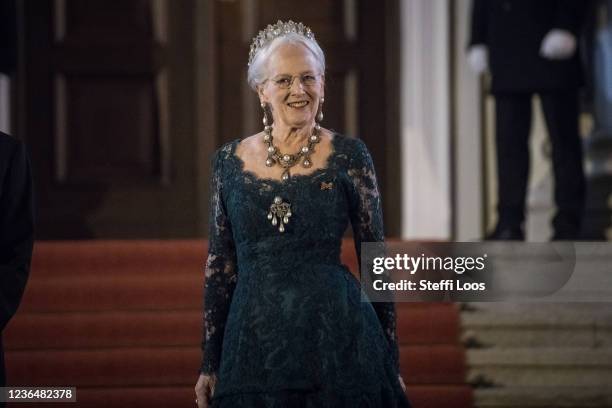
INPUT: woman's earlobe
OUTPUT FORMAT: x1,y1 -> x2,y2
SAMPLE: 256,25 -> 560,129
257,85 -> 267,100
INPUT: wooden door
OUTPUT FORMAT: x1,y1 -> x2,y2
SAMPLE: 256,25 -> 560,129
21,0 -> 199,239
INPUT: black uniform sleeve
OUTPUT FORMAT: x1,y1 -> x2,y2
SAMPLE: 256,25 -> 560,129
0,139 -> 34,331
0,0 -> 17,74
468,0 -> 488,47
553,0 -> 587,35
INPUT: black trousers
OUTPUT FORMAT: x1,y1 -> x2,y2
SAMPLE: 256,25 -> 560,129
0,334 -> 5,408
494,90 -> 586,234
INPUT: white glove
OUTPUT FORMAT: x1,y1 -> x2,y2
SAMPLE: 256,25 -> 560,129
540,29 -> 577,60
467,45 -> 489,74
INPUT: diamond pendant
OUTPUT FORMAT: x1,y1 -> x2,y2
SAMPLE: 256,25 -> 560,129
267,196 -> 292,233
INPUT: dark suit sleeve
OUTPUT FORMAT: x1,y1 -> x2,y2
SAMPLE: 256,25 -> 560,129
0,0 -> 18,74
468,0 -> 488,48
553,0 -> 587,35
0,141 -> 34,331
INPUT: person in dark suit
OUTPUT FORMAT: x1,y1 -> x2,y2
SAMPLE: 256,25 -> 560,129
468,0 -> 587,240
0,0 -> 17,75
0,132 -> 34,402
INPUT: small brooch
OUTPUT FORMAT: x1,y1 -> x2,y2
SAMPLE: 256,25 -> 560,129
268,196 -> 291,233
320,181 -> 333,190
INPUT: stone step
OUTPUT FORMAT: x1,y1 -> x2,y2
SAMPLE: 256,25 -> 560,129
474,386 -> 612,408
4,305 -> 459,350
467,348 -> 612,387
461,310 -> 612,348
463,302 -> 612,315
30,240 -> 206,278
2,385 -> 466,408
0,386 -> 196,408
20,274 -> 203,312
5,345 -> 464,386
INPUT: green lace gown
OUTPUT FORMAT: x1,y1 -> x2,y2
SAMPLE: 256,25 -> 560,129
200,133 -> 411,407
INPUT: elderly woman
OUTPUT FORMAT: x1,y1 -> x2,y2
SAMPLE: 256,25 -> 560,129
195,20 -> 411,408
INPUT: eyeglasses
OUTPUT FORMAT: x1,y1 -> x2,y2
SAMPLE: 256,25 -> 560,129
269,74 -> 321,89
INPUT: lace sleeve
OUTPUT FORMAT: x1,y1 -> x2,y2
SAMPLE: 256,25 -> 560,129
347,138 -> 400,373
200,147 -> 238,375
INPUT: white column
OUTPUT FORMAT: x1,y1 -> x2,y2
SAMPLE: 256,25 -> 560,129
453,0 -> 485,240
399,0 -> 451,239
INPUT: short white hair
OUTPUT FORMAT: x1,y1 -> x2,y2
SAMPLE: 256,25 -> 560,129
247,32 -> 326,91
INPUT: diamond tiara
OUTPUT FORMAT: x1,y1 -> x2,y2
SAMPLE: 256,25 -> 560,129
248,20 -> 315,66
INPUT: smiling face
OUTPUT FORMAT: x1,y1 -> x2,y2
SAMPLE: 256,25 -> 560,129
258,43 -> 324,130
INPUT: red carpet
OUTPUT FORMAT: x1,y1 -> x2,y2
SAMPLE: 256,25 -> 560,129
4,240 -> 472,407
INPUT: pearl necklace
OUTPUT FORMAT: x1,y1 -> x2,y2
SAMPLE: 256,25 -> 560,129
262,124 -> 321,181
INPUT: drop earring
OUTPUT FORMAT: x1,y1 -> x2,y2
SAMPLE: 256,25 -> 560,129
261,102 -> 272,128
316,97 -> 324,123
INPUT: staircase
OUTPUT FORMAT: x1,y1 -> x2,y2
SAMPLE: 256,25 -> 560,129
4,240 -> 473,407
4,241 -> 204,408
461,303 -> 612,408
397,302 -> 473,407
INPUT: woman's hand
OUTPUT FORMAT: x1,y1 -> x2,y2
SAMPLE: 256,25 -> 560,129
398,374 -> 407,393
195,373 -> 217,408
